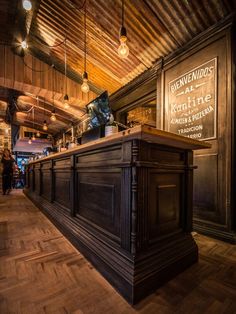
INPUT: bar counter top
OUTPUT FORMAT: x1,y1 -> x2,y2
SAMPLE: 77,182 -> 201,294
29,125 -> 211,164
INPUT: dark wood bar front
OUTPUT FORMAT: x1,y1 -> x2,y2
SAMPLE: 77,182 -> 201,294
24,125 -> 210,304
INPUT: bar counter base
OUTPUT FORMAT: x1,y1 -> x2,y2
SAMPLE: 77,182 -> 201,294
24,126 -> 210,304
24,190 -> 198,304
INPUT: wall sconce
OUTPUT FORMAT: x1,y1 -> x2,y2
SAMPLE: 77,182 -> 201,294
118,0 -> 129,58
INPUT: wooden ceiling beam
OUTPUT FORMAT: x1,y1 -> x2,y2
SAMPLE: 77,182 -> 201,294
29,43 -> 104,96
17,96 -> 77,125
13,117 -> 65,135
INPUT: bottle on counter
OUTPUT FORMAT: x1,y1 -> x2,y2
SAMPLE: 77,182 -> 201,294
105,114 -> 118,137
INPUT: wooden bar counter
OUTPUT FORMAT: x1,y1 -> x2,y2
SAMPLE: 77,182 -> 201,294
24,125 -> 210,304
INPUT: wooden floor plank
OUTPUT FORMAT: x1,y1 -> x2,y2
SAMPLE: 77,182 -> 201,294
0,190 -> 236,314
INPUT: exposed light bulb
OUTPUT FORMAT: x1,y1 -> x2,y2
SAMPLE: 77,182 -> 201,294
81,81 -> 89,93
22,0 -> 32,11
43,120 -> 48,131
50,110 -> 56,122
118,26 -> 129,59
118,42 -> 129,58
21,40 -> 28,49
64,102 -> 70,109
81,72 -> 89,93
36,131 -> 40,137
63,94 -> 70,109
28,137 -> 32,144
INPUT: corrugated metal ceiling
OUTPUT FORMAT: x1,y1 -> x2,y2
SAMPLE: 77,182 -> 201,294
29,0 -> 234,94
0,0 -> 235,133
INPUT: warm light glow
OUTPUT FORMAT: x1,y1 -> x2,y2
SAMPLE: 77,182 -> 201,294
63,94 -> 70,109
21,40 -> 28,49
64,102 -> 70,109
36,131 -> 40,137
22,0 -> 32,11
81,79 -> 89,93
50,112 -> 56,122
28,137 -> 32,144
43,121 -> 48,131
118,41 -> 129,58
32,134 -> 36,141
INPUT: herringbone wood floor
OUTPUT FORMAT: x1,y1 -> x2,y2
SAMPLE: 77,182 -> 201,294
0,190 -> 235,314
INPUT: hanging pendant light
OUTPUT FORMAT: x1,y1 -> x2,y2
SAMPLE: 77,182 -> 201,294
36,130 -> 40,137
32,107 -> 36,140
43,120 -> 48,131
28,136 -> 32,144
50,109 -> 56,121
21,40 -> 28,49
118,0 -> 129,58
81,72 -> 89,93
64,94 -> 69,109
81,0 -> 90,93
43,98 -> 48,131
51,66 -> 57,121
22,0 -> 32,11
63,37 -> 70,109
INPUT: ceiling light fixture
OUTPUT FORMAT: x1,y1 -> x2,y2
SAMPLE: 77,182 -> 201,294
43,120 -> 48,131
22,0 -> 32,11
21,40 -> 28,49
32,107 -> 36,141
43,98 -> 48,131
50,66 -> 57,121
81,0 -> 90,93
64,94 -> 69,109
118,0 -> 129,59
28,136 -> 32,144
50,109 -> 56,122
63,37 -> 70,109
35,98 -> 40,137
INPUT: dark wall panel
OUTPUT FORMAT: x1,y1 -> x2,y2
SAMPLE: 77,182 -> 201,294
193,154 -> 221,222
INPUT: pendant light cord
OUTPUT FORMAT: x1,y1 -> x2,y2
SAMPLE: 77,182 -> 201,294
33,106 -> 34,129
52,65 -> 55,109
43,98 -> 45,119
64,36 -> 67,94
84,0 -> 87,73
122,0 -> 124,26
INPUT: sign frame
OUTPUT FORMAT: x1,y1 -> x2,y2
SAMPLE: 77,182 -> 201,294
166,58 -> 217,141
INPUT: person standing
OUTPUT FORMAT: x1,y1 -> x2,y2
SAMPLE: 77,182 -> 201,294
1,149 -> 15,195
